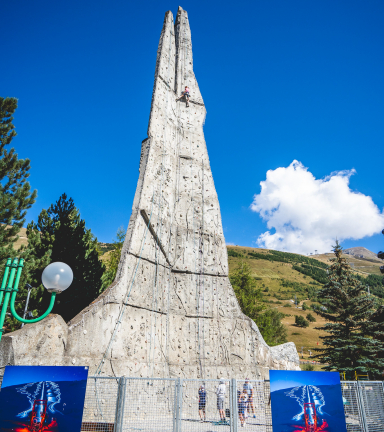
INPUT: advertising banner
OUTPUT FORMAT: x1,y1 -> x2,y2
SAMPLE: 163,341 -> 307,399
0,365 -> 88,432
269,370 -> 347,432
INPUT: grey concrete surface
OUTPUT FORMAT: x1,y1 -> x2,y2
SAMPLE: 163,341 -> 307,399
0,7 -> 299,378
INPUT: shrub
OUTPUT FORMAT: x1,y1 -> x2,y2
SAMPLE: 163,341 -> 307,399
292,263 -> 328,284
256,308 -> 288,346
295,315 -> 309,328
292,332 -> 301,335
306,313 -> 316,322
301,363 -> 315,371
228,249 -> 243,258
263,287 -> 269,292
311,303 -> 320,312
284,303 -> 292,308
302,302 -> 308,311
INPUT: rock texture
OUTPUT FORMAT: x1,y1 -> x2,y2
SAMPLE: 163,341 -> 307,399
0,7 -> 299,378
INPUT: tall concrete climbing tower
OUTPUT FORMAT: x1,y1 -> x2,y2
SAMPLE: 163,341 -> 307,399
0,7 -> 299,378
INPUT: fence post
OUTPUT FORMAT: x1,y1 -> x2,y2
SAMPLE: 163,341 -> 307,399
230,379 -> 238,432
356,381 -> 369,432
178,378 -> 183,432
173,378 -> 182,432
114,377 -> 126,432
173,379 -> 177,432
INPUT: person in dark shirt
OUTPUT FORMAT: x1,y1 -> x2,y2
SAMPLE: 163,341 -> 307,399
198,385 -> 206,422
238,389 -> 248,427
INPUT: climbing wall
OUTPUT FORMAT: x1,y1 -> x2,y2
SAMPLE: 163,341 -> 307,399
0,7 -> 299,379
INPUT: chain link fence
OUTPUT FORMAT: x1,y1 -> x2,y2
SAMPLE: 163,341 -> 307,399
78,377 -> 384,432
358,381 -> 384,432
0,373 -> 382,432
341,381 -> 365,432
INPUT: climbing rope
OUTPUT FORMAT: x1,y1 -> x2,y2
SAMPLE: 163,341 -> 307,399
160,13 -> 188,377
148,18 -> 174,377
95,191 -> 155,375
199,160 -> 206,379
180,14 -> 205,378
199,171 -> 207,366
178,11 -> 207,379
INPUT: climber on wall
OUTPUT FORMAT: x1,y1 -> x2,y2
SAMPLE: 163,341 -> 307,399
176,85 -> 190,107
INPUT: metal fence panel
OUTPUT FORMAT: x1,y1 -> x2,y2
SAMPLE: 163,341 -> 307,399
235,380 -> 271,432
341,381 -> 365,432
1,370 -> 383,432
358,382 -> 384,432
180,379 -> 231,432
262,381 -> 272,432
122,378 -> 176,432
82,377 -> 119,432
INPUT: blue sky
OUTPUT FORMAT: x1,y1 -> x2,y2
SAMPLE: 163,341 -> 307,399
1,366 -> 89,388
2,0 -> 383,254
270,370 -> 340,392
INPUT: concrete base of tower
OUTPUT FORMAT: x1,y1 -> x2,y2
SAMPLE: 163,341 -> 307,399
0,309 -> 300,378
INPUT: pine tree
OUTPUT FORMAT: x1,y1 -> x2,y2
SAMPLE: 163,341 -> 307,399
230,261 -> 287,346
24,194 -> 105,323
0,97 -> 36,263
314,242 -> 384,378
256,308 -> 288,346
230,261 -> 265,319
101,226 -> 125,291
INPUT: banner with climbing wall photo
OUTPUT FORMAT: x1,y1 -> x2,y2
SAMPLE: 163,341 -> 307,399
0,365 -> 88,432
269,370 -> 347,432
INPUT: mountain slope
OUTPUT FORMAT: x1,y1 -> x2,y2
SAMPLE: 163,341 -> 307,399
344,246 -> 382,262
227,245 -> 383,363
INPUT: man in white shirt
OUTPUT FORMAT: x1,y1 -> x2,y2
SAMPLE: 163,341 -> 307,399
216,378 -> 226,423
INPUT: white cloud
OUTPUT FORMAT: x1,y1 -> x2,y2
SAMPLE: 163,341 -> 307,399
250,160 -> 384,254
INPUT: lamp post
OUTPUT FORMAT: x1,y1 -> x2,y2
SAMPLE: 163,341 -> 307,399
21,283 -> 34,328
0,258 -> 73,341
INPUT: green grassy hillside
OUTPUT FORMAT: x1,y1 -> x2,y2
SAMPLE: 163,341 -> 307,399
227,245 -> 383,363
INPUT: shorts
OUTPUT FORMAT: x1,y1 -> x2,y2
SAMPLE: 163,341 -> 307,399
239,407 -> 246,415
217,398 -> 224,410
199,402 -> 206,410
183,92 -> 190,97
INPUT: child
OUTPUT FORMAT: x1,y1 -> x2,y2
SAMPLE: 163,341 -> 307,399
239,389 -> 248,427
198,385 -> 206,422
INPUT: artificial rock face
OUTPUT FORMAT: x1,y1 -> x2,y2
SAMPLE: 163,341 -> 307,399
0,7 -> 299,378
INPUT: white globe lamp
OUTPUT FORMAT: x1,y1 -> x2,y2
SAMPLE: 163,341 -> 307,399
42,262 -> 73,293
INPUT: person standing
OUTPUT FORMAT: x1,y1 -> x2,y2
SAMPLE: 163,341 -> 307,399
198,385 -> 206,422
216,378 -> 226,423
243,379 -> 256,418
238,389 -> 249,427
